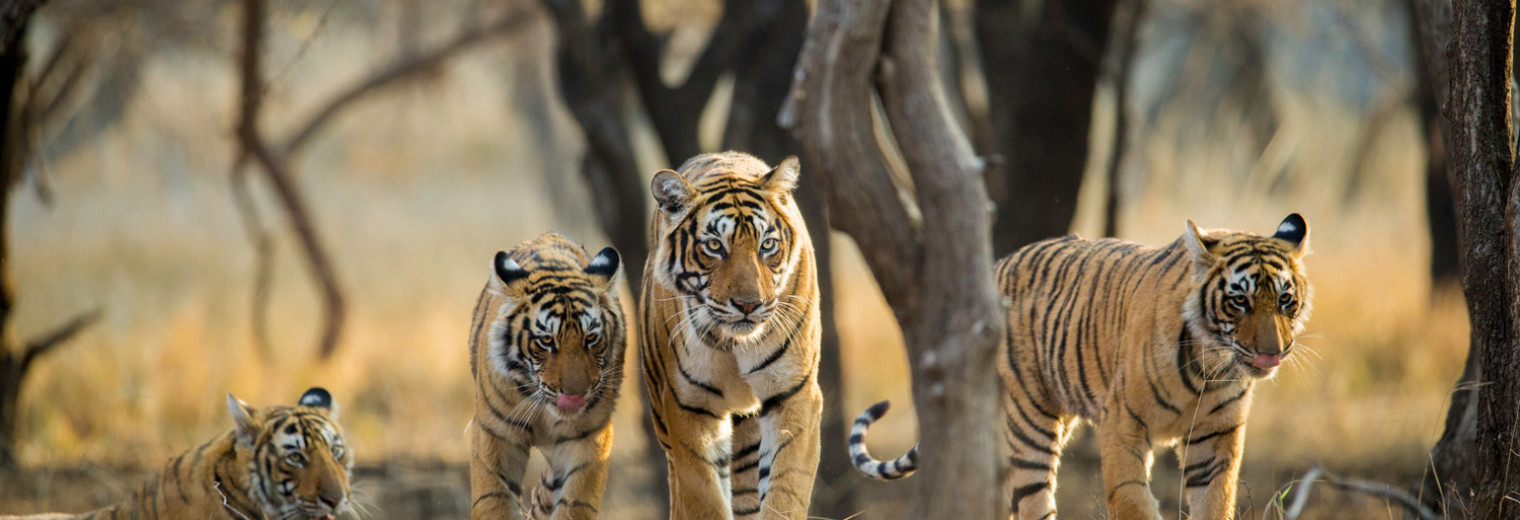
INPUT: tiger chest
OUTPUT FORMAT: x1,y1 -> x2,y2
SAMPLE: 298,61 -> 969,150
675,340 -> 762,415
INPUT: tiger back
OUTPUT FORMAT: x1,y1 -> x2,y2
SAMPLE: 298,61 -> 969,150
467,232 -> 626,520
3,388 -> 352,520
640,152 -> 823,520
848,214 -> 1312,520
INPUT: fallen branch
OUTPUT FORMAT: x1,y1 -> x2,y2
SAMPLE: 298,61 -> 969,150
1283,465 -> 1439,520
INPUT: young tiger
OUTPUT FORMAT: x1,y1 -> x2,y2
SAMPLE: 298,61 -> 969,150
468,232 -> 626,520
2,387 -> 352,520
850,214 -> 1313,520
640,152 -> 823,520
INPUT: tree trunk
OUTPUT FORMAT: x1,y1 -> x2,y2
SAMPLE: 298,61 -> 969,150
1418,0 -> 1520,516
978,0 -> 1118,255
1407,0 -> 1461,285
0,6 -> 32,473
785,0 -> 1006,516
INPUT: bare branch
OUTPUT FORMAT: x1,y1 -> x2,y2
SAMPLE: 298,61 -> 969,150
19,309 -> 103,374
280,9 -> 531,156
1284,465 -> 1439,520
237,0 -> 346,359
228,155 -> 275,362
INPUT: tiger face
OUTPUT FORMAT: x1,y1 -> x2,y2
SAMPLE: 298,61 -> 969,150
227,387 -> 351,520
1183,213 -> 1312,378
490,235 -> 622,414
650,153 -> 803,341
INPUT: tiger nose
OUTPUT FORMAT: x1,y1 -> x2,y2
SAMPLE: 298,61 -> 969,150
319,489 -> 344,508
731,298 -> 762,315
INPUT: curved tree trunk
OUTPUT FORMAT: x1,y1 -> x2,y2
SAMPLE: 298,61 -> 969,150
785,0 -> 1006,516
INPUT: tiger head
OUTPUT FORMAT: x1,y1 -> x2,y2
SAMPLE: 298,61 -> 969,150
650,152 -> 809,342
227,387 -> 352,520
1182,213 -> 1312,379
490,233 -> 623,415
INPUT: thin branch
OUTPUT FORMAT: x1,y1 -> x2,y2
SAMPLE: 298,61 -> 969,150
1284,465 -> 1439,520
228,155 -> 275,362
237,0 -> 346,359
19,309 -> 103,374
280,9 -> 530,156
1103,0 -> 1147,238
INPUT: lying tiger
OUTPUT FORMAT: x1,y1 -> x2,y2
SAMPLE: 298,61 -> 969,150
3,387 -> 352,520
851,214 -> 1313,520
467,232 -> 626,520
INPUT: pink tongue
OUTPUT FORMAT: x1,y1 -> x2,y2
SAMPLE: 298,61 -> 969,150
556,394 -> 586,410
1252,354 -> 1281,369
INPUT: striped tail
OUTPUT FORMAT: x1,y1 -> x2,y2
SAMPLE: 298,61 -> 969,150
848,400 -> 918,480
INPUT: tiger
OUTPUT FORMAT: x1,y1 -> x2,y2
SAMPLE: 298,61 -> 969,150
640,152 -> 823,520
849,214 -> 1313,520
467,232 -> 626,520
2,387 -> 352,520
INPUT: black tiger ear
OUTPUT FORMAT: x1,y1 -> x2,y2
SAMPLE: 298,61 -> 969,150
761,156 -> 800,194
298,387 -> 339,420
585,247 -> 620,279
1272,213 -> 1309,254
298,387 -> 332,409
652,170 -> 695,214
494,251 -> 529,286
226,393 -> 259,449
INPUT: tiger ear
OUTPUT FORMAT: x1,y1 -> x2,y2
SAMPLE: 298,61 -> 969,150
652,170 -> 695,215
1183,219 -> 1219,273
226,393 -> 259,449
1272,213 -> 1309,256
492,251 -> 530,295
585,247 -> 621,291
298,387 -> 338,421
761,156 -> 800,194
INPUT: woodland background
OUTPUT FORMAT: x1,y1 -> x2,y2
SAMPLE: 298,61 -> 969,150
0,0 -> 1485,518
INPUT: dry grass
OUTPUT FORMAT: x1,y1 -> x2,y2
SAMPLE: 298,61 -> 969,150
2,2 -> 1469,518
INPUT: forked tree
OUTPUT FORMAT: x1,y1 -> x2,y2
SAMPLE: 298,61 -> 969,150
783,0 -> 1006,516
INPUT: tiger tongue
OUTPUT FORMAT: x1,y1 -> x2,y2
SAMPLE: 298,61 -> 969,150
556,394 -> 587,411
1251,354 -> 1281,369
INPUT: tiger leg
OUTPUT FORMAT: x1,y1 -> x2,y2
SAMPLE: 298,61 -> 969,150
751,380 -> 822,520
1002,385 -> 1073,519
654,396 -> 734,520
728,412 -> 763,519
1097,408 -> 1162,520
531,424 -> 614,520
470,422 -> 533,520
1176,424 -> 1245,520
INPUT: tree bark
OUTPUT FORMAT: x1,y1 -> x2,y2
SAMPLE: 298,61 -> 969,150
1418,0 -> 1520,516
978,0 -> 1118,256
785,0 -> 1006,516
